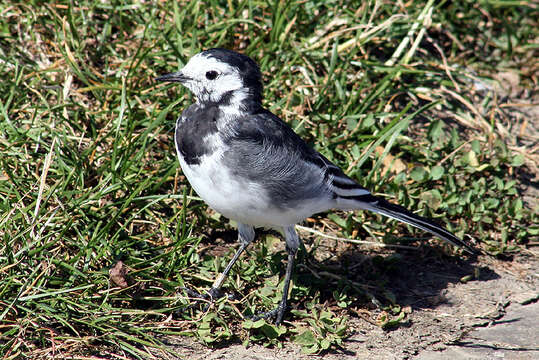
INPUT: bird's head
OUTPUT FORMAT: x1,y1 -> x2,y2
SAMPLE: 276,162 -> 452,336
156,48 -> 263,107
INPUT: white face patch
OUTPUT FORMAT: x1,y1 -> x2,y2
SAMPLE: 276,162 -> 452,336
180,54 -> 244,103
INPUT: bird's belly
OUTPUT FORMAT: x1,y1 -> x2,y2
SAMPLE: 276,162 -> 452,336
177,149 -> 331,227
178,150 -> 289,227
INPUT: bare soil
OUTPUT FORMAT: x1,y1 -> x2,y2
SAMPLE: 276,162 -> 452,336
161,250 -> 538,360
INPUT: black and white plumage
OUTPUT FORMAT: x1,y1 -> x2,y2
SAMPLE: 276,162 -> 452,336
156,48 -> 474,325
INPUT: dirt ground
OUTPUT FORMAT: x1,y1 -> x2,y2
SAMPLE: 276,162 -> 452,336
161,250 -> 538,360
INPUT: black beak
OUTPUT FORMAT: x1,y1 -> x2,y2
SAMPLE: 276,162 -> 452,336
155,71 -> 190,83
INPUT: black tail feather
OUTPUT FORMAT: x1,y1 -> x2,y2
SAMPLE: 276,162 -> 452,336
356,196 -> 475,254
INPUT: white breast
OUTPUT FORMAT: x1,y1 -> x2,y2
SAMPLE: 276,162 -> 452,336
176,133 -> 273,226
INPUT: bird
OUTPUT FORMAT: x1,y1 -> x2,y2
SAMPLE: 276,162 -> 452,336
156,48 -> 474,325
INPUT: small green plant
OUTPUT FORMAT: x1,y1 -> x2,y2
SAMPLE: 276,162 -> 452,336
196,313 -> 235,345
242,318 -> 288,346
290,306 -> 348,354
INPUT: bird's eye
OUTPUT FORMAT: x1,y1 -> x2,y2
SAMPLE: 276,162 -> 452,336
205,71 -> 218,80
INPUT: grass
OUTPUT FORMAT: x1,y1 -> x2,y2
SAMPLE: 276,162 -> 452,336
0,0 -> 537,358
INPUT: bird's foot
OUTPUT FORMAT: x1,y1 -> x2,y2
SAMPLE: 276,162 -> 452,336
250,303 -> 288,325
181,286 -> 224,301
180,286 -> 227,311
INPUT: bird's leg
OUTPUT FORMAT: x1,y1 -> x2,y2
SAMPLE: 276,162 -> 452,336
252,225 -> 300,325
182,224 -> 255,307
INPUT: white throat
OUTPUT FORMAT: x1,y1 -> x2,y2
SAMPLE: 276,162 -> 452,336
197,88 -> 250,117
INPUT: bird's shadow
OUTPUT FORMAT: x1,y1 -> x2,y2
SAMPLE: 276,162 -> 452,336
182,227 -> 499,355
204,227 -> 497,320
303,245 -> 493,311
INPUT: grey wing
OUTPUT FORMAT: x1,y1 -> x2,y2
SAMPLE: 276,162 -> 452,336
221,110 -> 342,209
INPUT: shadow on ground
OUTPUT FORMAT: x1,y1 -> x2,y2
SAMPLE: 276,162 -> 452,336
164,227 -> 538,359
201,227 -> 496,320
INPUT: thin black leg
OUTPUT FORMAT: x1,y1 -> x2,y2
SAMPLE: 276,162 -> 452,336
207,238 -> 249,296
182,223 -> 255,305
275,246 -> 297,324
252,225 -> 300,325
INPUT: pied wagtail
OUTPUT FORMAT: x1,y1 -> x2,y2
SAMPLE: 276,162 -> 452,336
156,48 -> 474,325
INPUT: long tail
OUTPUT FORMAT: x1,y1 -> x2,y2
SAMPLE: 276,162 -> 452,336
331,182 -> 475,254
316,154 -> 475,254
360,195 -> 474,254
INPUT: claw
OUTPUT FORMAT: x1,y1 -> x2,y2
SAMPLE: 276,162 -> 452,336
250,303 -> 288,325
181,286 -> 224,300
179,286 -> 230,312
180,286 -> 207,299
